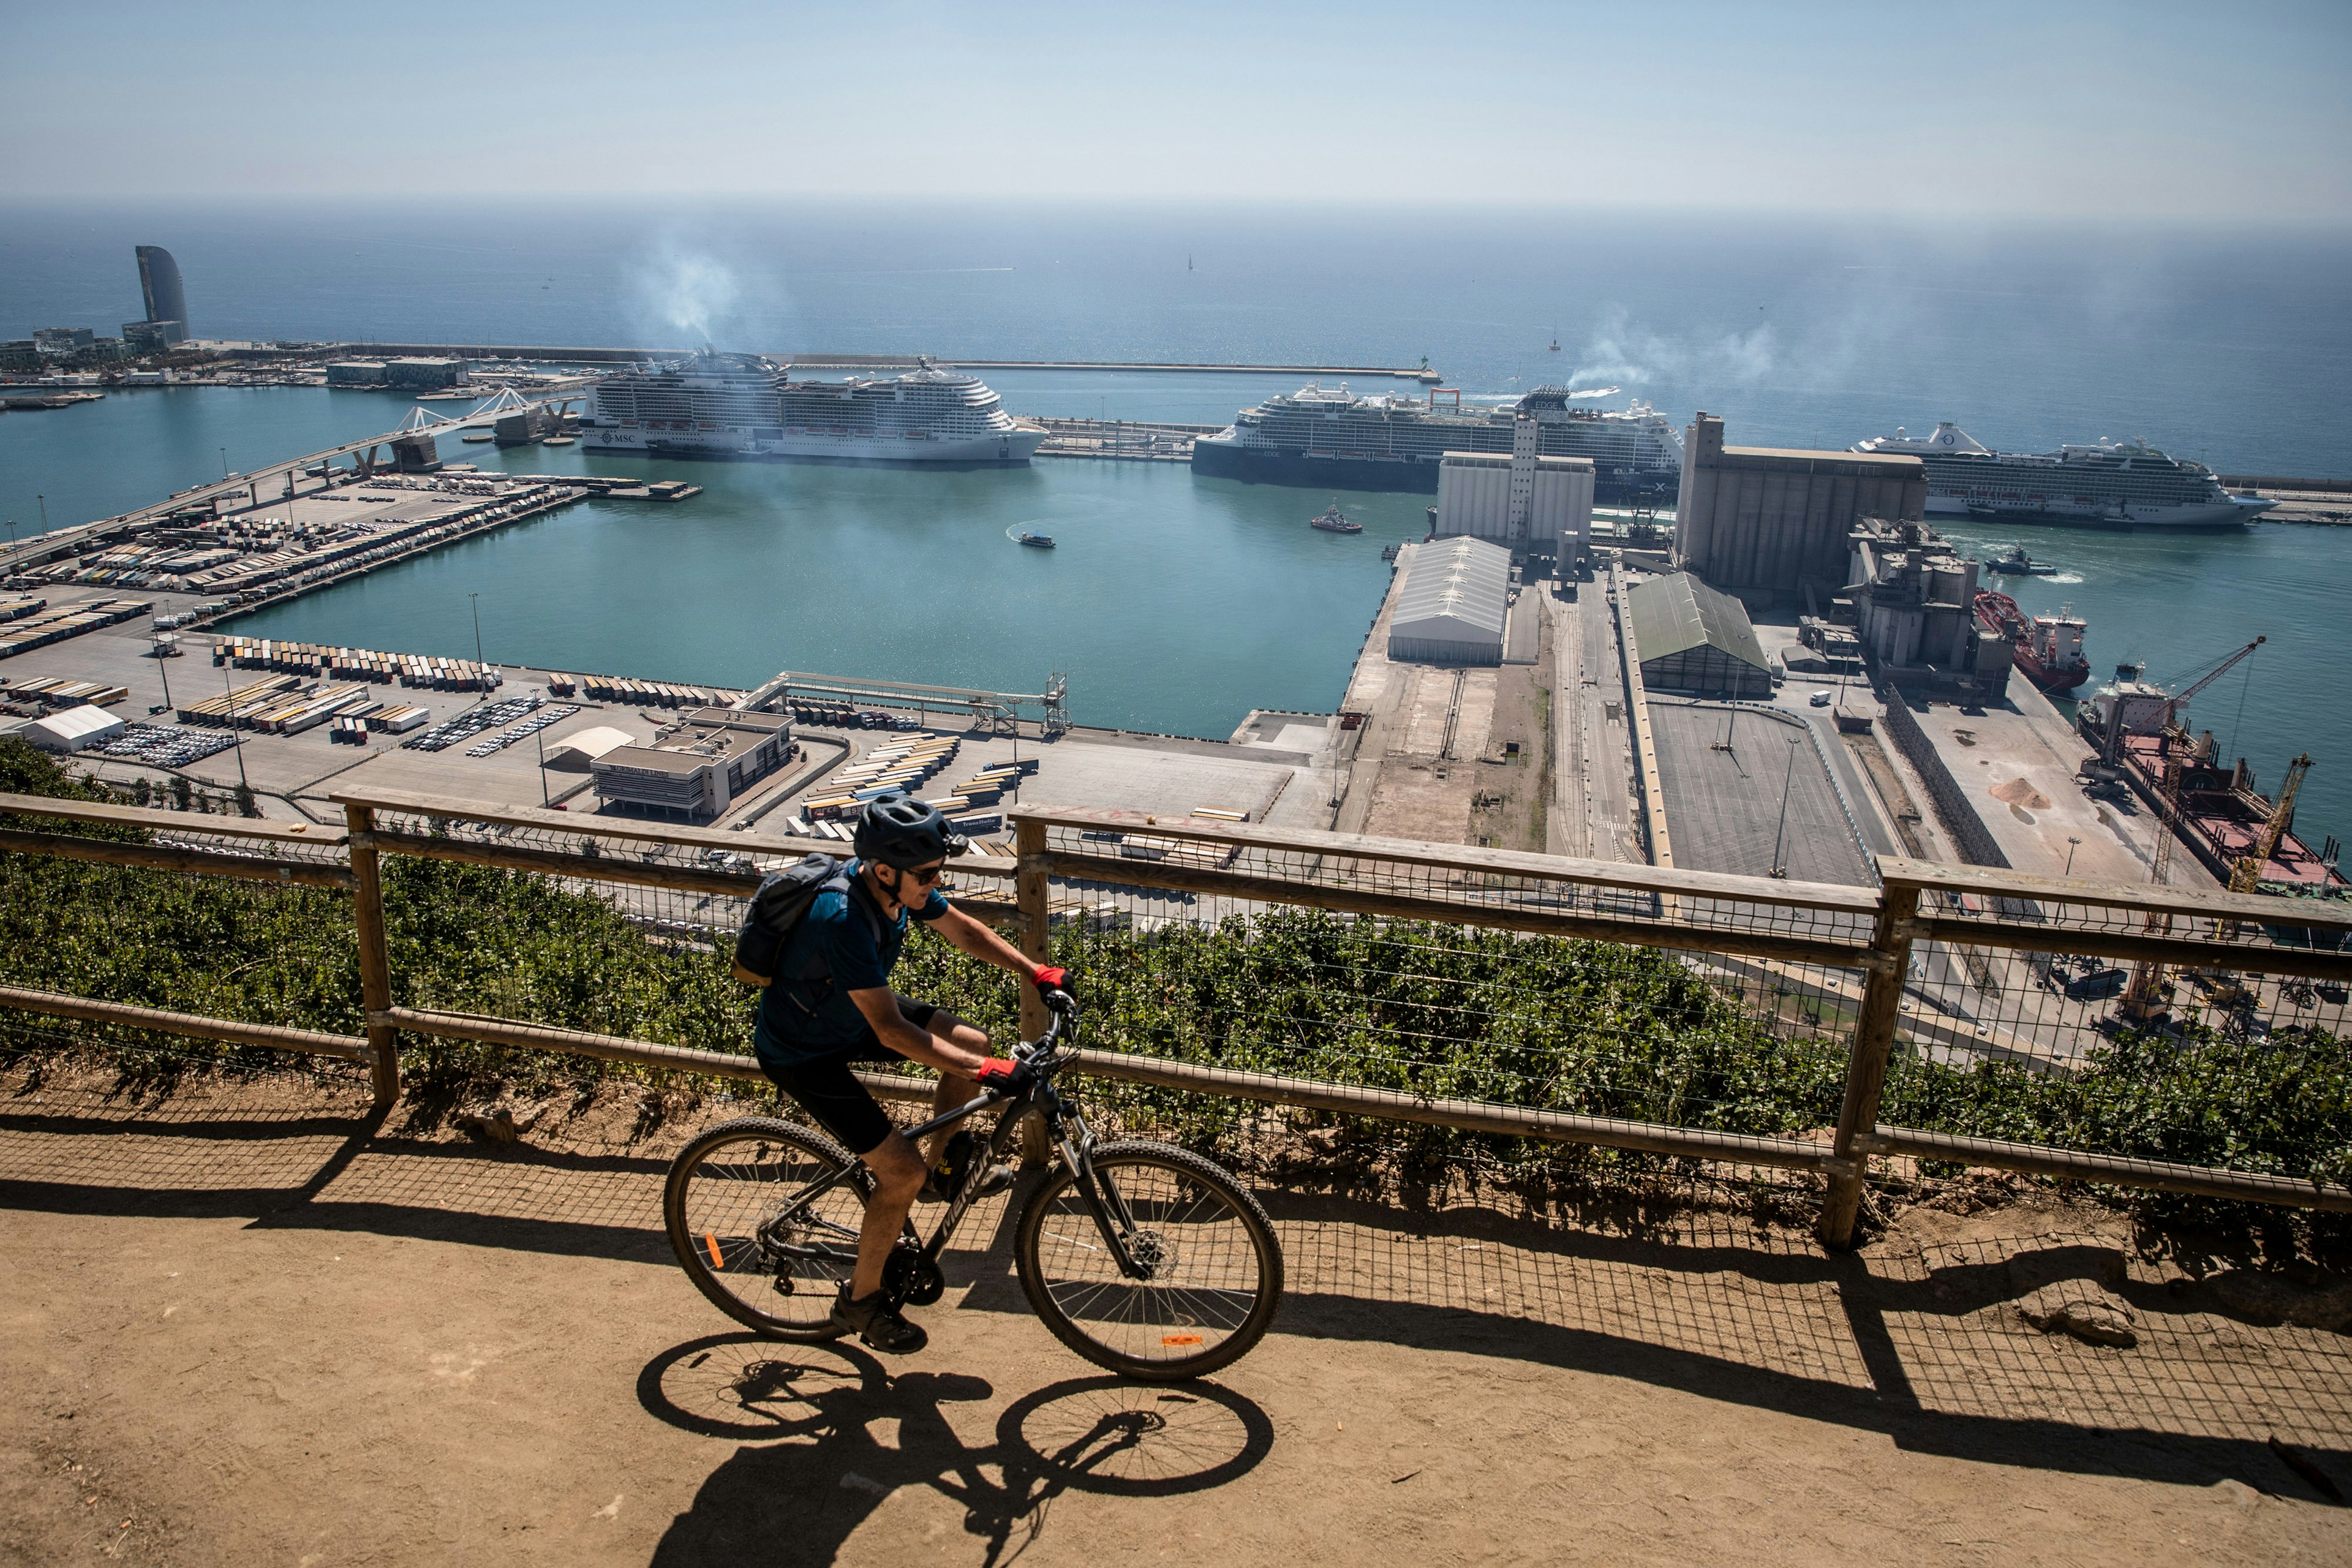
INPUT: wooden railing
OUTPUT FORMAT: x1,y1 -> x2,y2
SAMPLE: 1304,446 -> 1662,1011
3,788 -> 2349,1248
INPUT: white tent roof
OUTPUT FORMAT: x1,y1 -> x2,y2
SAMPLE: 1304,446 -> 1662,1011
24,704 -> 124,752
1392,537 -> 1510,644
543,725 -> 637,771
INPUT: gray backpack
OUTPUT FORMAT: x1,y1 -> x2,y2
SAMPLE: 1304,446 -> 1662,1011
731,855 -> 854,987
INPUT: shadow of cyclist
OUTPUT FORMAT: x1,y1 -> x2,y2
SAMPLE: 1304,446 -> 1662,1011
641,1336 -> 1272,1566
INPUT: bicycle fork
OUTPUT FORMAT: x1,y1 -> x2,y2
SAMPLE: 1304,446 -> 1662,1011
1045,1098 -> 1154,1283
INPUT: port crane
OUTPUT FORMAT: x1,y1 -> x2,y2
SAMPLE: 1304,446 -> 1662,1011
2100,637 -> 2264,766
2108,636 -> 2266,1027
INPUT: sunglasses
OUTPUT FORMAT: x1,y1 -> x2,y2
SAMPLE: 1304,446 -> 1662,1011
900,862 -> 947,886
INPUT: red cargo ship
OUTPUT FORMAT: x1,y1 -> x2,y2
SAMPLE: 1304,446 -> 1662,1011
1975,590 -> 2090,695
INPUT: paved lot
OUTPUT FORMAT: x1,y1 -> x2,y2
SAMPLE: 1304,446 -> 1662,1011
1647,700 -> 1875,887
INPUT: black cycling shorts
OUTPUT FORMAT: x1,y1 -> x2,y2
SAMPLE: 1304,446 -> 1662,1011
759,993 -> 940,1157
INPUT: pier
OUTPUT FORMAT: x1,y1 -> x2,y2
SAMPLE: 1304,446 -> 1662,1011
1028,417 -> 1220,462
279,343 -> 1445,382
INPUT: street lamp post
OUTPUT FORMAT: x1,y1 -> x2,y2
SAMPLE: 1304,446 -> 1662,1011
2065,835 -> 2082,876
220,447 -> 229,479
222,655 -> 249,791
1768,735 -> 1800,878
469,592 -> 484,666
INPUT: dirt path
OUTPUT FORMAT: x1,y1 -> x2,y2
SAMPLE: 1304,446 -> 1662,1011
4,1061 -> 2348,1566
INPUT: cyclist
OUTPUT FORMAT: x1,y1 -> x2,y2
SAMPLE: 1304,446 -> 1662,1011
753,791 -> 1068,1354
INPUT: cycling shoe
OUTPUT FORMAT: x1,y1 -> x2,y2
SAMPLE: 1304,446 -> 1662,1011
831,1284 -> 929,1354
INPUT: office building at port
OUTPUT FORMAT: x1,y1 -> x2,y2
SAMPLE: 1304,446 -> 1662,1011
590,708 -> 793,821
1673,414 -> 1926,601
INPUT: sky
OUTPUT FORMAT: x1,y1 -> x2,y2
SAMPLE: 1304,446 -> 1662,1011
2,0 -> 2348,221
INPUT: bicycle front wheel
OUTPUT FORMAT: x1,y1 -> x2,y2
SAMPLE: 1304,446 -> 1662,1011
1015,1140 -> 1282,1381
665,1115 -> 868,1339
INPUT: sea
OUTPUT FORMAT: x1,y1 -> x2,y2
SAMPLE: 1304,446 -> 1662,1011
4,202 -> 2350,839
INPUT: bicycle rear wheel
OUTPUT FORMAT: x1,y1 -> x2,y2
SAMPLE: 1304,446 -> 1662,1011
665,1115 -> 868,1339
1015,1140 -> 1283,1381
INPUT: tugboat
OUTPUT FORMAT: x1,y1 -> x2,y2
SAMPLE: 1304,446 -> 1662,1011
1987,543 -> 2057,576
1309,500 -> 1362,534
1016,532 -> 1056,549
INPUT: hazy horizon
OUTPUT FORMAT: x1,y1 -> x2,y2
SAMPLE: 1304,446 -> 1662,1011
6,1 -> 2346,223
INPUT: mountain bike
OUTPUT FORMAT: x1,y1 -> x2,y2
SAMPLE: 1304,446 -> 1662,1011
663,995 -> 1283,1381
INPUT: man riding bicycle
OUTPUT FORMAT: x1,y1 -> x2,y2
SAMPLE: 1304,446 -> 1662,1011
753,791 -> 1067,1354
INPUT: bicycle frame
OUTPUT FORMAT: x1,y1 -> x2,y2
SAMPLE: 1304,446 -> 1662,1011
752,1005 -> 1153,1307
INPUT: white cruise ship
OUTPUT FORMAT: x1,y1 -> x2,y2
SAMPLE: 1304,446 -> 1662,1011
1851,421 -> 2274,530
1192,383 -> 1685,503
582,353 -> 1046,466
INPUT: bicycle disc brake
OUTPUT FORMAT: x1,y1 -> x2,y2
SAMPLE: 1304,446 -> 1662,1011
884,1245 -> 944,1307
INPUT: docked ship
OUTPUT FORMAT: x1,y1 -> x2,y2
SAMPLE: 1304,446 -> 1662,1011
1192,383 -> 1684,503
1973,591 -> 2091,695
582,353 -> 1046,466
1851,422 -> 2275,530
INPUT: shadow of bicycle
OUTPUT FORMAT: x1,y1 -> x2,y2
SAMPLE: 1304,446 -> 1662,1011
639,1333 -> 1274,1564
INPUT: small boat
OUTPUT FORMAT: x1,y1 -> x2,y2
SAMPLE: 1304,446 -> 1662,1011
1310,501 -> 1362,534
1017,532 -> 1056,549
542,435 -> 575,447
1987,543 -> 2057,576
460,431 -> 496,443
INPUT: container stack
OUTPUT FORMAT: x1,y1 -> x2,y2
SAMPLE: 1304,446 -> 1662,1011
3,676 -> 130,710
366,704 -> 430,734
802,733 -> 963,821
0,598 -> 153,659
176,674 -> 298,727
567,672 -> 741,709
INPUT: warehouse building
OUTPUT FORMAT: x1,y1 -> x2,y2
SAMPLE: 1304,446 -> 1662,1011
1626,571 -> 1774,700
1387,537 -> 1511,665
1435,430 -> 1594,565
21,703 -> 126,753
545,725 -> 635,771
1673,413 -> 1926,602
325,361 -> 388,386
591,709 -> 791,821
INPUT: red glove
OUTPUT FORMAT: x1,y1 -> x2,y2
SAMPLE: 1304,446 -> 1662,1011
1033,965 -> 1069,998
974,1057 -> 1035,1095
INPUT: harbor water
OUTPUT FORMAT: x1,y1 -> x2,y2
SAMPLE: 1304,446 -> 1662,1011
216,415 -> 1423,739
5,203 -> 2351,841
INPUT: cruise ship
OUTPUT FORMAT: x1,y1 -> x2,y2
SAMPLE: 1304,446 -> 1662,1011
1191,384 -> 1685,502
582,353 -> 1046,466
1850,422 -> 2274,530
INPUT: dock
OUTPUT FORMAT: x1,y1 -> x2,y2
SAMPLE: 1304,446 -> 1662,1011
1028,417 -> 1220,462
245,343 -> 1446,383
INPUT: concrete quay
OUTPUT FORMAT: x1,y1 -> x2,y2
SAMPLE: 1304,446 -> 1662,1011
282,344 -> 1445,382
0,589 -> 1341,844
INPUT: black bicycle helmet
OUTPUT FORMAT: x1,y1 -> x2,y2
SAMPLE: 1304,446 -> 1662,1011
852,791 -> 969,869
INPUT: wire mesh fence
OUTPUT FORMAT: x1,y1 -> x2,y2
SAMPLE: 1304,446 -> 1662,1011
1,778 -> 2347,1244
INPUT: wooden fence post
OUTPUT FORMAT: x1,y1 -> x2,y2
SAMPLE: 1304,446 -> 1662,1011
1013,815 -> 1053,1164
1821,882 -> 1920,1249
344,802 -> 401,1109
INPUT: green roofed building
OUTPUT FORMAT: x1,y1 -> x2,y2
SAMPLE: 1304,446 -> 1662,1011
1626,571 -> 1773,700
